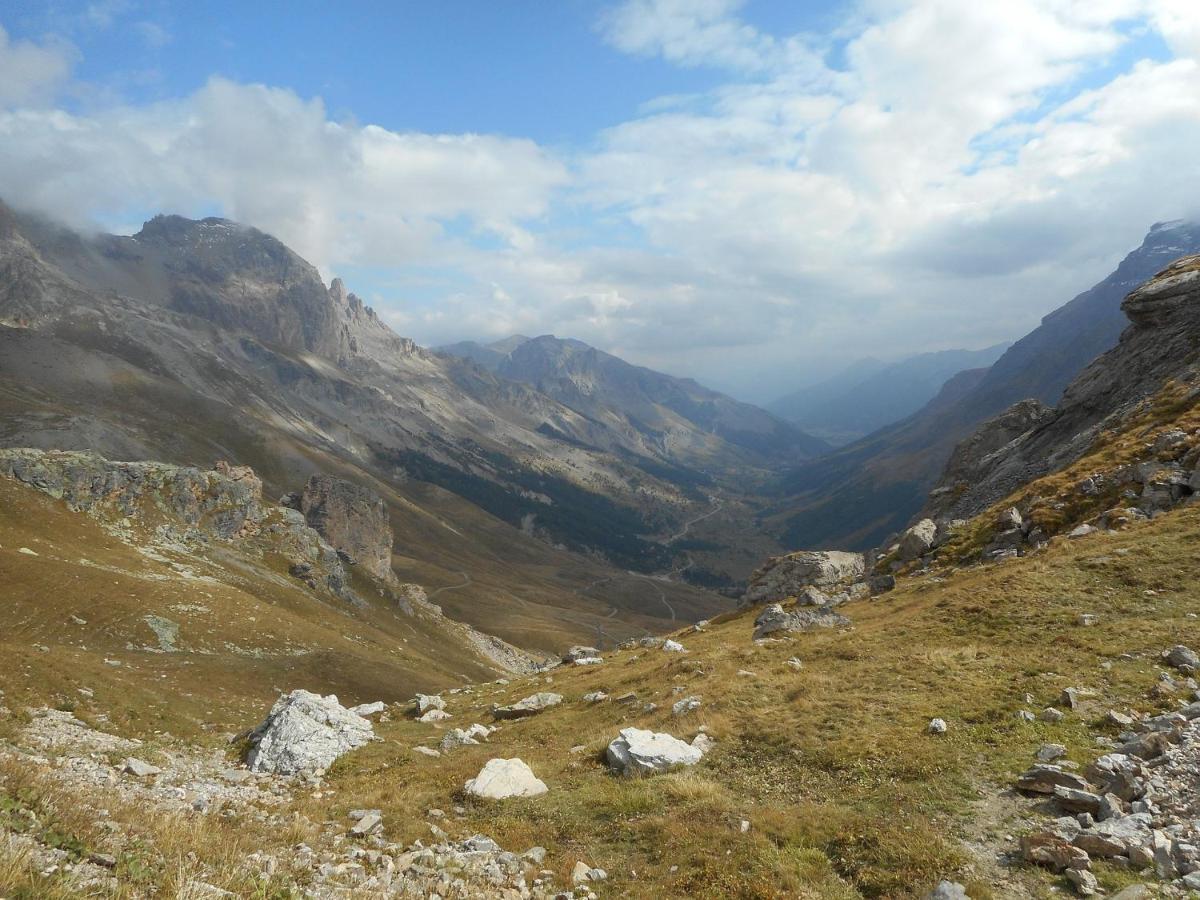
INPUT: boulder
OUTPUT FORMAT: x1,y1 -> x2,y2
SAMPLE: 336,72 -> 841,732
928,718 -> 947,735
897,519 -> 938,561
606,727 -> 704,776
492,692 -> 563,720
463,758 -> 548,800
752,603 -> 850,640
1021,830 -> 1091,872
742,550 -> 866,607
662,639 -> 685,653
413,694 -> 445,716
1016,765 -> 1093,795
245,689 -> 374,775
123,757 -> 161,778
349,701 -> 386,718
1162,644 -> 1200,671
564,646 -> 601,663
925,883 -> 969,900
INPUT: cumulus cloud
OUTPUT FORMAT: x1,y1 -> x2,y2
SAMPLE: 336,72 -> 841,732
0,26 -> 77,108
0,78 -> 568,270
3,1 -> 1200,400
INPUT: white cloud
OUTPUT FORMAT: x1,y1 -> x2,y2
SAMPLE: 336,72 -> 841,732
3,1 -> 1200,401
0,78 -> 568,271
0,25 -> 77,108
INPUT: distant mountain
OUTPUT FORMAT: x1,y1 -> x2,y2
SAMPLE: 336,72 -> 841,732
440,334 -> 830,469
437,335 -> 530,371
0,202 -> 730,648
767,219 -> 1200,551
768,344 -> 1009,445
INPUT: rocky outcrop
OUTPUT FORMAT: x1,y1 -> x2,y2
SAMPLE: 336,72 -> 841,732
925,399 -> 1055,520
244,690 -> 375,775
492,693 -> 562,720
0,448 -> 357,601
742,550 -> 867,607
752,603 -> 851,639
288,474 -> 395,583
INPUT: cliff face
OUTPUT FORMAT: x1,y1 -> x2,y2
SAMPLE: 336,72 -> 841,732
927,255 -> 1200,521
291,474 -> 396,584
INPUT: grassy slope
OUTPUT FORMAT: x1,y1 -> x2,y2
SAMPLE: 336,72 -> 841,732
0,479 -> 503,741
316,503 -> 1200,898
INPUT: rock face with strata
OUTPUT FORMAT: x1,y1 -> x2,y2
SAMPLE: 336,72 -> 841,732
742,550 -> 866,607
606,727 -> 705,776
0,448 -> 358,600
291,474 -> 395,583
245,690 -> 375,775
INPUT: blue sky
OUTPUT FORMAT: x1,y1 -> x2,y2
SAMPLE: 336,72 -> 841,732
1,1 -> 1199,401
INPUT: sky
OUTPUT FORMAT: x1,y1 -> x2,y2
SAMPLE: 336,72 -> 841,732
1,1 -> 1199,402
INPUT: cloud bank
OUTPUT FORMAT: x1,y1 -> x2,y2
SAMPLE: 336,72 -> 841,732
1,1 -> 1199,400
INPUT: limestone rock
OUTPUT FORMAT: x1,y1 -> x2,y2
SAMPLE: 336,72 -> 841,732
493,692 -> 562,720
897,518 -> 938,561
245,689 -> 374,775
463,758 -> 547,800
925,883 -> 970,900
297,474 -> 395,583
752,603 -> 850,639
606,727 -> 704,776
742,550 -> 866,607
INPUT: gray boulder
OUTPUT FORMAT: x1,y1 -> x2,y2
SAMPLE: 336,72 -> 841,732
753,603 -> 850,639
897,518 -> 938,561
246,689 -> 374,775
741,550 -> 865,607
463,758 -> 548,799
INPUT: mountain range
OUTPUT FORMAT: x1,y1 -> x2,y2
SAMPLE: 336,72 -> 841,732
767,218 -> 1200,551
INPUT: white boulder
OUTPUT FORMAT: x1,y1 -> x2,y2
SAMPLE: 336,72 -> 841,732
463,758 -> 548,799
606,727 -> 704,776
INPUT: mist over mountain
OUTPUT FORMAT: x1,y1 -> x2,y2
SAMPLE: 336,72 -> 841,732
767,344 -> 1010,446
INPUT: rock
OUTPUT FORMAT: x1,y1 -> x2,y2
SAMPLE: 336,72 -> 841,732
412,746 -> 440,757
413,694 -> 445,716
523,846 -> 547,865
1077,613 -> 1100,627
1069,524 -> 1098,539
1065,867 -> 1098,896
418,709 -> 452,724
662,639 -> 686,653
742,550 -> 866,606
1052,785 -> 1102,815
786,657 -> 803,670
997,507 -> 1024,531
1106,709 -> 1134,727
1041,707 -> 1065,723
297,474 -> 395,583
1015,765 -> 1093,795
349,701 -> 386,718
583,691 -> 608,703
122,757 -> 161,778
463,758 -> 548,800
928,718 -> 947,735
564,645 -> 601,663
1060,687 -> 1083,709
672,696 -> 701,716
572,861 -> 607,884
1163,644 -> 1200,672
440,729 -> 481,752
752,603 -> 850,640
615,692 -> 638,705
1021,831 -> 1091,872
925,883 -> 969,900
350,813 -> 382,836
492,692 -> 563,720
245,689 -> 374,775
1037,743 -> 1067,762
896,518 -> 939,561
606,727 -> 704,776
691,733 -> 716,754
1118,731 -> 1171,760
